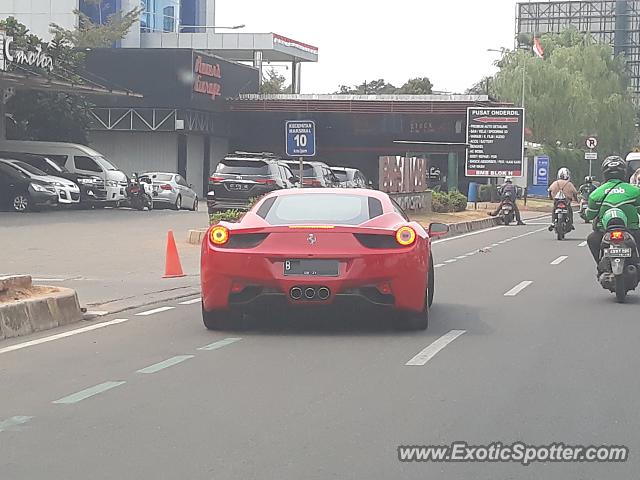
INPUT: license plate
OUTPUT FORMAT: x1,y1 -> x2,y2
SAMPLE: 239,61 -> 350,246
284,259 -> 339,277
555,209 -> 568,214
606,248 -> 632,258
153,185 -> 159,191
228,183 -> 248,191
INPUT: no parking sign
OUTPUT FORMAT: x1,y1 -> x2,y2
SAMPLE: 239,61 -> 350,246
534,155 -> 549,186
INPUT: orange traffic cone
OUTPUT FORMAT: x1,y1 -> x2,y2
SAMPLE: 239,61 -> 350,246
163,230 -> 185,278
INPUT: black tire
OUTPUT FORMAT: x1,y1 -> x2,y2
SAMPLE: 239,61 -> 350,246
202,303 -> 243,330
397,284 -> 429,331
505,212 -> 514,225
615,276 -> 627,303
173,195 -> 182,211
556,217 -> 565,240
11,194 -> 30,213
191,197 -> 199,212
145,194 -> 153,211
428,255 -> 435,308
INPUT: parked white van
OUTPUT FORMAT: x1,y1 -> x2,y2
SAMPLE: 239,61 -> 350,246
0,141 -> 128,203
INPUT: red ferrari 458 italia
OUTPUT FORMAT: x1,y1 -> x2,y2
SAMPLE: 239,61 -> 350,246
201,188 -> 448,330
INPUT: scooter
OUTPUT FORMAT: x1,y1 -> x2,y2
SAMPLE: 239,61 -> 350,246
597,209 -> 640,303
498,199 -> 516,225
126,174 -> 153,211
579,196 -> 590,223
552,193 -> 572,240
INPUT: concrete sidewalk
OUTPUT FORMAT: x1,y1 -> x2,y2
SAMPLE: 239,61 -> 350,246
0,207 -> 208,314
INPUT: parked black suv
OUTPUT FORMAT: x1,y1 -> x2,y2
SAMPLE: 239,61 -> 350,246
0,151 -> 106,205
207,152 -> 297,213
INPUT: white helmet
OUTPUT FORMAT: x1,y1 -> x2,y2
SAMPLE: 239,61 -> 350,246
558,168 -> 571,180
504,176 -> 513,183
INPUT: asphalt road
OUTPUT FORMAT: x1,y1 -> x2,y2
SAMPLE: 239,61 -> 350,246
0,206 -> 206,312
2,217 -> 639,479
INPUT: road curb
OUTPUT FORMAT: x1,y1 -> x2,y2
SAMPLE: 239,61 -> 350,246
187,229 -> 207,245
0,287 -> 83,340
439,212 -> 549,239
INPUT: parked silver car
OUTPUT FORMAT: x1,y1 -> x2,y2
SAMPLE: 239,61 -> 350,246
330,167 -> 370,188
139,172 -> 198,211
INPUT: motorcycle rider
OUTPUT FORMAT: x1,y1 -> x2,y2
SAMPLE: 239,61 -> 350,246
579,176 -> 598,198
548,167 -> 579,231
586,156 -> 640,263
488,176 -> 526,225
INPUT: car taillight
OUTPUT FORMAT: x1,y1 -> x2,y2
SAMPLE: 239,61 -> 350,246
611,230 -> 625,243
210,226 -> 229,245
209,176 -> 225,183
129,186 -> 139,193
303,178 -> 322,187
395,226 -> 417,246
160,184 -> 173,190
255,178 -> 277,185
557,202 -> 566,209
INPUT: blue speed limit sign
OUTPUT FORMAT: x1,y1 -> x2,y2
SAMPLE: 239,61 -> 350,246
286,120 -> 316,157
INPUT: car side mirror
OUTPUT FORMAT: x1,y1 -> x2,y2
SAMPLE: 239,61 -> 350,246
428,222 -> 449,238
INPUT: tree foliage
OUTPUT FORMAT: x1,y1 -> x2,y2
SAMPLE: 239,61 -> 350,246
335,77 -> 433,95
50,0 -> 142,48
491,28 -> 636,157
0,17 -> 91,143
260,67 -> 291,94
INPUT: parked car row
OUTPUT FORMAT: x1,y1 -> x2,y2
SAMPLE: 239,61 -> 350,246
206,151 -> 370,214
0,141 -> 199,213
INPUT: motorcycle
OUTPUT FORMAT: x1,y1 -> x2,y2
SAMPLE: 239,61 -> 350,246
552,193 -> 572,240
578,196 -> 589,223
498,198 -> 516,225
597,209 -> 640,303
126,174 -> 153,211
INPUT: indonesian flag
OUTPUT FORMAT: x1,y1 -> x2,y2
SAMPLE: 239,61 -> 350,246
533,37 -> 544,58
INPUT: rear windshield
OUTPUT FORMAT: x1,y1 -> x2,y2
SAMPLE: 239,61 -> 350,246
284,163 -> 316,178
217,160 -> 270,176
11,161 -> 47,176
259,194 -> 383,226
332,170 -> 348,181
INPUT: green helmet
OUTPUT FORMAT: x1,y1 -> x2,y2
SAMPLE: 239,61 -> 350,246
602,207 -> 628,229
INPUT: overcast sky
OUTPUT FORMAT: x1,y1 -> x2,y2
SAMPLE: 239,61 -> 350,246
216,0 -> 521,94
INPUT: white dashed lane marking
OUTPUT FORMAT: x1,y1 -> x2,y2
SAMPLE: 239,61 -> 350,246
135,306 -> 175,316
434,264 -> 445,268
0,416 -> 33,433
53,381 -> 126,405
197,338 -> 242,351
578,241 -> 587,247
551,256 -> 569,265
178,297 -> 202,305
504,281 -> 534,297
405,330 -> 467,366
137,355 -> 194,374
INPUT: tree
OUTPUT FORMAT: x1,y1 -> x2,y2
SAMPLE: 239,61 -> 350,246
466,76 -> 494,96
335,79 -> 398,95
0,17 -> 91,143
492,28 -> 636,157
50,1 -> 142,48
260,68 -> 291,94
398,77 -> 433,95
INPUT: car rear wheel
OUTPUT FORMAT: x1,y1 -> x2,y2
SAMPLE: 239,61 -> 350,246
396,287 -> 429,331
173,195 -> 182,211
12,194 -> 30,213
202,303 -> 243,330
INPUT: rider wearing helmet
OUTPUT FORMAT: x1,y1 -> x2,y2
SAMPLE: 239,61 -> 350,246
488,176 -> 525,225
548,168 -> 579,231
586,156 -> 640,263
579,176 -> 598,198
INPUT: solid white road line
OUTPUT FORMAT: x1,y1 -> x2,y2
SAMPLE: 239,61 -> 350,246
578,241 -> 587,247
197,337 -> 242,351
432,226 -> 504,244
0,416 -> 33,433
466,251 -> 477,256
85,310 -> 108,316
53,381 -> 126,404
434,264 -> 445,268
405,330 -> 467,366
0,319 -> 128,355
551,255 -> 569,265
137,355 -> 194,374
32,278 -> 65,282
135,306 -> 175,316
504,281 -> 534,297
178,297 -> 202,305
456,255 -> 467,259
444,259 -> 457,264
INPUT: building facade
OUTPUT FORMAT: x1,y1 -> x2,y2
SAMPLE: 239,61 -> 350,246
517,0 -> 640,95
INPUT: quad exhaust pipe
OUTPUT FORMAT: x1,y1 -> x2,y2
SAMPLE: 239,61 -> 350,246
289,286 -> 331,301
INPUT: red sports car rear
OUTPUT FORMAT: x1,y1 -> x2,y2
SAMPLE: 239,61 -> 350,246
200,188 -> 447,330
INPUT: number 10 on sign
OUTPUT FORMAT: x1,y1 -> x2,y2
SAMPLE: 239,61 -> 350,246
286,120 -> 316,157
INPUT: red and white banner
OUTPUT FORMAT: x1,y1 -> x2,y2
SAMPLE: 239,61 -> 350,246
533,37 -> 544,58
